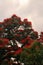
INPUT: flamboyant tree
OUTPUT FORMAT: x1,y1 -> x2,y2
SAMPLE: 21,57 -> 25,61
0,14 -> 43,65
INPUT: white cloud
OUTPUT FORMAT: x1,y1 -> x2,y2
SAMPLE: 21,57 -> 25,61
19,0 -> 29,6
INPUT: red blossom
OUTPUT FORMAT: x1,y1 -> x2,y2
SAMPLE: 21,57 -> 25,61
41,32 -> 43,34
19,21 -> 23,25
23,18 -> 28,21
24,39 -> 34,48
0,28 -> 3,30
3,39 -> 9,45
14,48 -> 22,55
0,38 -> 9,48
11,14 -> 17,18
20,39 -> 26,44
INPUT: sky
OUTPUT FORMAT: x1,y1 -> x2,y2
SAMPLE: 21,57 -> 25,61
0,0 -> 43,33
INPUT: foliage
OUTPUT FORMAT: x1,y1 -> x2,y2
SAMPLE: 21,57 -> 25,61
19,41 -> 43,65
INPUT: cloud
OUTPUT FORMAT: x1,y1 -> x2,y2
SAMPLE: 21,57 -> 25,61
28,0 -> 43,33
0,0 -> 19,21
0,0 -> 43,33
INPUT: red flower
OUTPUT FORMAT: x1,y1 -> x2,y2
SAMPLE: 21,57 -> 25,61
34,31 -> 38,35
3,38 -> 9,45
11,14 -> 17,18
24,39 -> 34,48
38,39 -> 43,43
19,21 -> 23,25
0,38 -> 9,48
20,39 -> 26,44
14,48 -> 22,55
23,19 -> 32,26
0,28 -> 3,31
23,18 -> 28,21
41,32 -> 43,35
20,36 -> 30,44
28,21 -> 32,25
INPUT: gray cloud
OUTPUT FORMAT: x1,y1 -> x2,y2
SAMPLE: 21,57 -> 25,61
0,0 -> 43,33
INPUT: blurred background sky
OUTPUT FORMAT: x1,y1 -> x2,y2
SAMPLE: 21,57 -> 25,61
0,0 -> 43,33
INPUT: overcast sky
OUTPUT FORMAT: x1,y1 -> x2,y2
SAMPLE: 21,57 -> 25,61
0,0 -> 43,33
